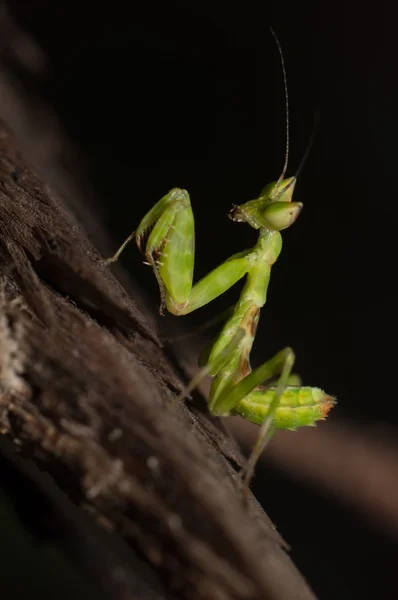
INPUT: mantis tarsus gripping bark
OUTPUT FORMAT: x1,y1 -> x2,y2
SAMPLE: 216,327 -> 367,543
106,30 -> 335,493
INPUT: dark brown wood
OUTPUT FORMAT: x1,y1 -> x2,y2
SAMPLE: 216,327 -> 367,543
0,10 -> 318,600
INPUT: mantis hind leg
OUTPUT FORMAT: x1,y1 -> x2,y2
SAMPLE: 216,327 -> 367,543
208,345 -> 295,495
176,332 -> 295,493
238,348 -> 295,496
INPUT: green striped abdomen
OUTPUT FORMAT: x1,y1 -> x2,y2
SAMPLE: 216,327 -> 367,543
232,386 -> 335,430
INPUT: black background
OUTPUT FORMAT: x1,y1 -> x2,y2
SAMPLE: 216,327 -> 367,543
4,1 -> 398,598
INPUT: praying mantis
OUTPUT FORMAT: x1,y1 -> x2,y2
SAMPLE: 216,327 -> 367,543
106,30 -> 335,491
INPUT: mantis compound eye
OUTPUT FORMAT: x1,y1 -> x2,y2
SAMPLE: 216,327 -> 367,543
261,200 -> 303,231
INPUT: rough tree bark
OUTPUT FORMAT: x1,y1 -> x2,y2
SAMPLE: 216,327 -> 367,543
0,10 -> 318,600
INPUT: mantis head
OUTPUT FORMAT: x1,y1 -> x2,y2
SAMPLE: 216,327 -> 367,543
229,177 -> 303,231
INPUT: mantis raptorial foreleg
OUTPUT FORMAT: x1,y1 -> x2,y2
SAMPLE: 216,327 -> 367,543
105,29 -> 336,492
107,188 -> 251,316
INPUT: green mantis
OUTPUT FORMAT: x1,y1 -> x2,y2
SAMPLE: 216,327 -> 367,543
106,30 -> 335,491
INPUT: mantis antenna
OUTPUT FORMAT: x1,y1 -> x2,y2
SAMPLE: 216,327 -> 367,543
273,113 -> 319,202
269,26 -> 290,193
270,25 -> 318,203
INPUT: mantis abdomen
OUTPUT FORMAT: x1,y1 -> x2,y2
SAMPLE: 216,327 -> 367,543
232,386 -> 335,429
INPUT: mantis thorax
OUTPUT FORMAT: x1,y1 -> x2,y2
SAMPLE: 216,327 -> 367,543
256,229 -> 283,266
